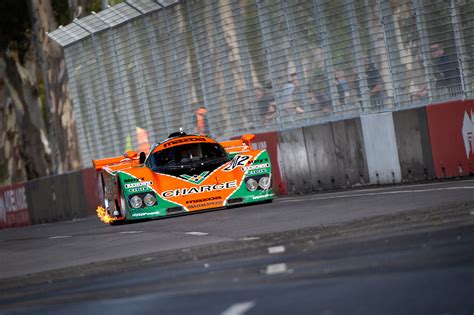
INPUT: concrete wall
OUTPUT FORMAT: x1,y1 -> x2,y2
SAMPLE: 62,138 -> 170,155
25,171 -> 90,225
303,119 -> 368,190
278,128 -> 312,193
426,100 -> 474,177
361,113 -> 402,184
393,108 -> 435,181
278,118 -> 368,193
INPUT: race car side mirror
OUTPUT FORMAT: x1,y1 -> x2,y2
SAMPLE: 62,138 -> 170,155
241,134 -> 255,149
139,152 -> 146,164
124,150 -> 138,159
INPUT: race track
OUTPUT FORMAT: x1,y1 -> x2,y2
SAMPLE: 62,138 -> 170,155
1,179 -> 474,314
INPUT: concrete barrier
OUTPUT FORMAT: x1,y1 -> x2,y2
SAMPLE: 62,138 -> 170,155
361,113 -> 402,184
278,128 -> 312,193
25,171 -> 88,225
81,168 -> 103,216
426,100 -> 474,177
302,119 -> 368,190
393,108 -> 435,181
25,177 -> 55,224
54,171 -> 88,220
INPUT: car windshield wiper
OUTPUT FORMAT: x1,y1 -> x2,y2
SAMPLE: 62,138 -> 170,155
201,156 -> 228,165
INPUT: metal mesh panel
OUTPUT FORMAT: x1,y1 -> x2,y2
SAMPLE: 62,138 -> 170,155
49,0 -> 474,166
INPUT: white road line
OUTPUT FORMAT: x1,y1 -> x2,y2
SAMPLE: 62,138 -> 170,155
280,186 -> 474,203
186,232 -> 209,236
268,246 -> 286,254
48,235 -> 71,239
265,263 -> 287,275
240,236 -> 260,241
119,231 -> 143,234
221,301 -> 256,315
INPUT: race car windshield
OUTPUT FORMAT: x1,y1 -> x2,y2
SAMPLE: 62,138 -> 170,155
148,142 -> 229,176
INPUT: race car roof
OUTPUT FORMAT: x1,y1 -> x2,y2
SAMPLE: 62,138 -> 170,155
151,135 -> 217,154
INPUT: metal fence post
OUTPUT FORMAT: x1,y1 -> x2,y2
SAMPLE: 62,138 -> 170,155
255,0 -> 284,130
413,0 -> 436,102
377,0 -> 399,107
449,0 -> 472,99
229,0 -> 260,131
185,0 -> 215,137
311,0 -> 339,114
122,1 -> 156,141
345,0 -> 372,112
70,22 -> 103,158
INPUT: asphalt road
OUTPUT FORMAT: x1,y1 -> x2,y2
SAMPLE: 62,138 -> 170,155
1,179 -> 474,314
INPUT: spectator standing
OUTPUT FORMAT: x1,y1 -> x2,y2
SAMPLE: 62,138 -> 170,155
290,73 -> 306,113
335,70 -> 350,107
193,105 -> 209,135
255,85 -> 276,124
364,57 -> 385,107
430,43 -> 461,95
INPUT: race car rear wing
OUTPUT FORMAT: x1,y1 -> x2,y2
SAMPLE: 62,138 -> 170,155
92,151 -> 140,171
221,134 -> 255,155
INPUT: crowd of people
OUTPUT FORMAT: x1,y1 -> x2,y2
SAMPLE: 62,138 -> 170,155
193,42 -> 462,133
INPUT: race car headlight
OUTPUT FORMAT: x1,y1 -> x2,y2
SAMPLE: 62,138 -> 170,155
246,178 -> 258,191
129,195 -> 143,209
143,193 -> 157,207
258,176 -> 271,189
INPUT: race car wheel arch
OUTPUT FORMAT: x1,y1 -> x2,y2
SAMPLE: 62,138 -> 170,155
116,174 -> 128,219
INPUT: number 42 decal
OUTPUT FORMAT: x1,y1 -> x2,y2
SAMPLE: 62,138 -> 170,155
223,155 -> 251,171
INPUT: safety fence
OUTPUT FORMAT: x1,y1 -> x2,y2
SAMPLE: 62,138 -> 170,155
48,0 -> 474,166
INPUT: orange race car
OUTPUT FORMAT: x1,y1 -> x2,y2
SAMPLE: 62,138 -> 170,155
93,131 -> 274,224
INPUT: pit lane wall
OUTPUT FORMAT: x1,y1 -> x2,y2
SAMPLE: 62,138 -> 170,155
1,100 -> 473,228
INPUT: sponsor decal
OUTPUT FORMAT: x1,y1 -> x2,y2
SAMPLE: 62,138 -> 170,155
0,185 -> 29,227
163,137 -> 207,148
2,187 -> 28,213
251,193 -> 273,200
186,196 -> 222,204
180,171 -> 210,185
249,158 -> 269,164
188,201 -> 222,209
243,163 -> 271,171
124,178 -> 144,183
131,211 -> 161,217
223,155 -> 251,171
248,169 -> 267,175
162,180 -> 237,198
129,187 -> 151,193
124,181 -> 153,189
462,110 -> 473,158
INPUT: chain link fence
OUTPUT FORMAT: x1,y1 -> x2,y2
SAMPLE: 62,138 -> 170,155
48,0 -> 474,165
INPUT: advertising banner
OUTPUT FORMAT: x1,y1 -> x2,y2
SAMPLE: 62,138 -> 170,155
426,100 -> 474,177
0,183 -> 30,229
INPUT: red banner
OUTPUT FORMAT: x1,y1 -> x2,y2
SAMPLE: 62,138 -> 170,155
0,183 -> 30,229
426,100 -> 474,177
